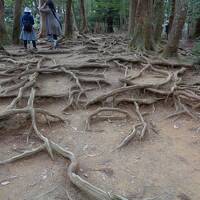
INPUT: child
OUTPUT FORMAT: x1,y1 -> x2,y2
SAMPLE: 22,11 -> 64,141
20,7 -> 37,50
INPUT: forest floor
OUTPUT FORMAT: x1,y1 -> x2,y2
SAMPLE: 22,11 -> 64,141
0,34 -> 200,200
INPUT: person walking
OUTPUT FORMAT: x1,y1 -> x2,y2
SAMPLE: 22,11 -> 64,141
39,0 -> 62,49
165,20 -> 169,40
20,7 -> 37,50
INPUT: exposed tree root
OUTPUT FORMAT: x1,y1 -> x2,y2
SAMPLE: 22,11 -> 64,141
133,102 -> 149,139
116,123 -> 142,150
115,97 -> 163,106
108,56 -> 194,68
0,141 -> 128,200
0,87 -> 127,200
0,39 -> 199,200
85,107 -> 134,130
49,63 -> 111,70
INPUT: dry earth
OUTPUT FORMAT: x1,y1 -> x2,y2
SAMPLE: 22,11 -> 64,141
0,34 -> 200,200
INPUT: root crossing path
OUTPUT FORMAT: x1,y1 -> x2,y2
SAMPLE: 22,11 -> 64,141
0,34 -> 200,200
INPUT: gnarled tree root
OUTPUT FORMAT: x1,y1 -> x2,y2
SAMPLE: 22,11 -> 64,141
85,107 -> 134,130
0,141 -> 128,200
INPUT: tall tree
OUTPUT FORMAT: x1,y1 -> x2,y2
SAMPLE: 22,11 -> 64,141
12,0 -> 23,44
163,0 -> 188,57
0,0 -> 6,43
128,0 -> 138,36
80,0 -> 89,33
72,5 -> 78,32
119,0 -> 127,30
153,0 -> 164,43
194,18 -> 200,37
65,0 -> 73,38
130,0 -> 154,51
187,0 -> 200,38
38,0 -> 46,38
169,0 -> 176,32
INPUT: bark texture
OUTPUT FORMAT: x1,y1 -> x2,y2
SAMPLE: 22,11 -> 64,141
80,0 -> 89,33
0,0 -> 6,43
38,0 -> 46,38
163,0 -> 188,57
169,0 -> 176,32
128,0 -> 138,36
130,0 -> 154,51
72,5 -> 78,32
153,0 -> 164,43
12,0 -> 24,44
194,18 -> 200,37
64,0 -> 73,38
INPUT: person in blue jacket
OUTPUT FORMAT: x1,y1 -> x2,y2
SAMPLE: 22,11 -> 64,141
20,7 -> 37,50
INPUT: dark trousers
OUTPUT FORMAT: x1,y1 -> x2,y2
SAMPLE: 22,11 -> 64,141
24,40 -> 36,48
47,34 -> 58,41
53,35 -> 57,40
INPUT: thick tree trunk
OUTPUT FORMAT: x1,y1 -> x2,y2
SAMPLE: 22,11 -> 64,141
119,0 -> 126,30
38,0 -> 46,38
80,0 -> 89,33
72,6 -> 78,32
169,0 -> 176,33
64,0 -> 73,38
153,0 -> 164,43
163,0 -> 187,57
12,0 -> 23,45
194,18 -> 200,38
0,0 -> 6,43
128,0 -> 138,36
130,0 -> 154,51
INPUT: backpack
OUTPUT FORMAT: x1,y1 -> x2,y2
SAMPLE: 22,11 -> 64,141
24,22 -> 33,32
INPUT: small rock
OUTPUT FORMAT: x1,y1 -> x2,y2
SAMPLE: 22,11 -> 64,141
102,175 -> 106,181
1,181 -> 10,186
83,173 -> 88,178
83,145 -> 88,151
72,127 -> 78,131
42,174 -> 47,180
174,124 -> 179,129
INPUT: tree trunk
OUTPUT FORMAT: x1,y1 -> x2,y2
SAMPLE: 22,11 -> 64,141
12,0 -> 23,45
128,0 -> 138,36
194,18 -> 200,38
119,0 -> 129,31
130,0 -> 154,51
169,0 -> 176,33
72,5 -> 78,32
0,0 -> 6,43
38,0 -> 46,38
64,0 -> 73,38
80,0 -> 89,33
153,0 -> 164,43
163,0 -> 187,57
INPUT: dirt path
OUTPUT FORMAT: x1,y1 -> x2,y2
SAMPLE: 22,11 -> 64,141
0,34 -> 200,200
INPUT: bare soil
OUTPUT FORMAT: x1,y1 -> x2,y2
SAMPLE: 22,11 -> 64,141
0,34 -> 200,200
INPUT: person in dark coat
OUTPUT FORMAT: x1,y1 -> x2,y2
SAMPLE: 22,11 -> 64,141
107,10 -> 114,33
39,0 -> 62,48
165,21 -> 169,39
107,16 -> 114,33
20,7 -> 37,50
